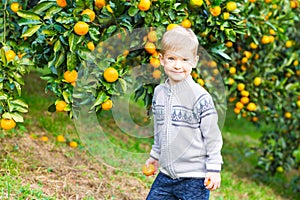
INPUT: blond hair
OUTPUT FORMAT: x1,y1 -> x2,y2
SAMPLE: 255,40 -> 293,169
160,26 -> 199,56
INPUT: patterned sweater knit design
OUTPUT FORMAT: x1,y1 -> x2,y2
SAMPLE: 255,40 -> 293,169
150,75 -> 223,179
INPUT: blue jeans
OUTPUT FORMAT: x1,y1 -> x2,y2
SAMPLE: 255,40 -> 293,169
146,172 -> 210,200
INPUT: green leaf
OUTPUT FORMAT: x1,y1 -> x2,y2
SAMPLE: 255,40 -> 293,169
118,78 -> 127,92
17,10 -> 41,20
14,81 -> 22,96
67,52 -> 77,70
32,1 -> 55,15
68,33 -> 78,52
2,112 -> 12,119
54,39 -> 62,52
11,112 -> 24,123
18,18 -> 42,26
62,91 -> 70,104
21,25 -> 41,37
128,7 -> 139,17
55,52 -> 65,68
0,92 -> 8,100
44,6 -> 62,20
91,92 -> 108,110
1,48 -> 7,66
106,25 -> 117,34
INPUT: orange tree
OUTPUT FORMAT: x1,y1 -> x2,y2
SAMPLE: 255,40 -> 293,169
1,0 -> 299,185
223,0 -> 300,178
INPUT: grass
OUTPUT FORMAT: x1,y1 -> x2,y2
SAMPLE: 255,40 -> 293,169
0,70 -> 299,199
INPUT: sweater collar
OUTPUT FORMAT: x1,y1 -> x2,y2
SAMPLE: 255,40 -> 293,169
163,75 -> 195,93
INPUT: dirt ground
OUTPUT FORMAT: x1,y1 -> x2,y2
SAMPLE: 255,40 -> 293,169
0,134 -> 150,200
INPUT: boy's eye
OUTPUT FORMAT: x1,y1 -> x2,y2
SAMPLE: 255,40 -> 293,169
183,58 -> 189,62
167,57 -> 174,61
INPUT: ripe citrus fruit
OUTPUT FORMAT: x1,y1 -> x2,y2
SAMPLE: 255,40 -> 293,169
253,77 -> 262,86
228,77 -> 235,85
229,67 -> 236,74
150,57 -> 160,68
74,21 -> 89,36
10,2 -> 21,13
102,99 -> 113,110
142,164 -> 155,176
81,9 -> 96,22
87,41 -> 95,51
103,67 -> 118,82
226,2 -> 237,12
285,40 -> 293,48
64,70 -> 78,83
247,102 -> 257,111
147,31 -> 158,42
285,112 -> 292,119
223,12 -> 230,20
56,0 -> 67,8
145,42 -> 156,54
210,6 -> 221,17
56,135 -> 66,142
167,24 -> 179,31
234,107 -> 240,114
56,100 -> 67,112
237,83 -> 245,91
0,118 -> 16,130
240,97 -> 250,104
261,35 -> 270,44
40,136 -> 49,142
181,19 -> 192,28
297,100 -> 300,108
5,50 -> 16,61
95,0 -> 106,9
190,0 -> 203,7
197,78 -> 205,86
235,102 -> 244,109
138,0 -> 151,11
69,141 -> 78,148
152,69 -> 161,79
250,42 -> 258,49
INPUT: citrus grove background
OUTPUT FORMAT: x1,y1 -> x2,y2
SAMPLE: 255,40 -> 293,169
0,0 -> 299,199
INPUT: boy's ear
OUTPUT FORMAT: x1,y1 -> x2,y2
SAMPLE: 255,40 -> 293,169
159,53 -> 164,66
193,55 -> 199,68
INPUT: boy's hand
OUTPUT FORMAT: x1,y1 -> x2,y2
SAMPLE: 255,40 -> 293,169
204,172 -> 221,191
145,157 -> 159,175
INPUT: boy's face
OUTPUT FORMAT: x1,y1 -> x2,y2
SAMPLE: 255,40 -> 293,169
160,49 -> 198,85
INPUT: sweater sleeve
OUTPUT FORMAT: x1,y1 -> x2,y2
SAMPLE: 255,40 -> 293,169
149,87 -> 161,160
197,93 -> 223,172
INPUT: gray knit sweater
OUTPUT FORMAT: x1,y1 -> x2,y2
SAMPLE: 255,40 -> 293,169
150,75 -> 223,179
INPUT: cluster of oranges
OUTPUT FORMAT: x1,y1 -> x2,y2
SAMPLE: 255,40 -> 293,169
31,133 -> 79,148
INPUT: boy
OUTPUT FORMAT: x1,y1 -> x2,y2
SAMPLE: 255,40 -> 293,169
145,26 -> 223,200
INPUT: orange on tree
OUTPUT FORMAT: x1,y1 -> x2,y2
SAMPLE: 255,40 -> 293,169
95,0 -> 106,9
247,102 -> 257,111
81,9 -> 96,22
285,112 -> 292,119
285,40 -> 293,48
167,24 -> 179,31
56,100 -> 67,112
210,6 -> 221,17
10,2 -> 21,13
241,90 -> 249,97
147,31 -> 158,42
56,135 -> 66,142
87,41 -> 95,51
64,70 -> 78,83
152,69 -> 162,79
253,77 -> 262,86
240,97 -> 250,104
250,42 -> 258,49
235,101 -> 244,109
243,51 -> 252,58
290,0 -> 298,8
190,0 -> 203,7
106,4 -> 113,13
0,118 -> 16,130
223,12 -> 230,20
74,21 -> 89,36
237,83 -> 245,91
5,50 -> 16,62
226,2 -> 237,12
103,67 -> 118,82
296,100 -> 300,108
233,107 -> 240,114
225,41 -> 233,47
261,35 -> 271,44
102,99 -> 113,110
138,0 -> 151,11
150,57 -> 160,68
56,0 -> 67,8
181,19 -> 192,28
229,66 -> 236,74
145,42 -> 156,54
142,164 -> 155,176
228,77 -> 235,85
